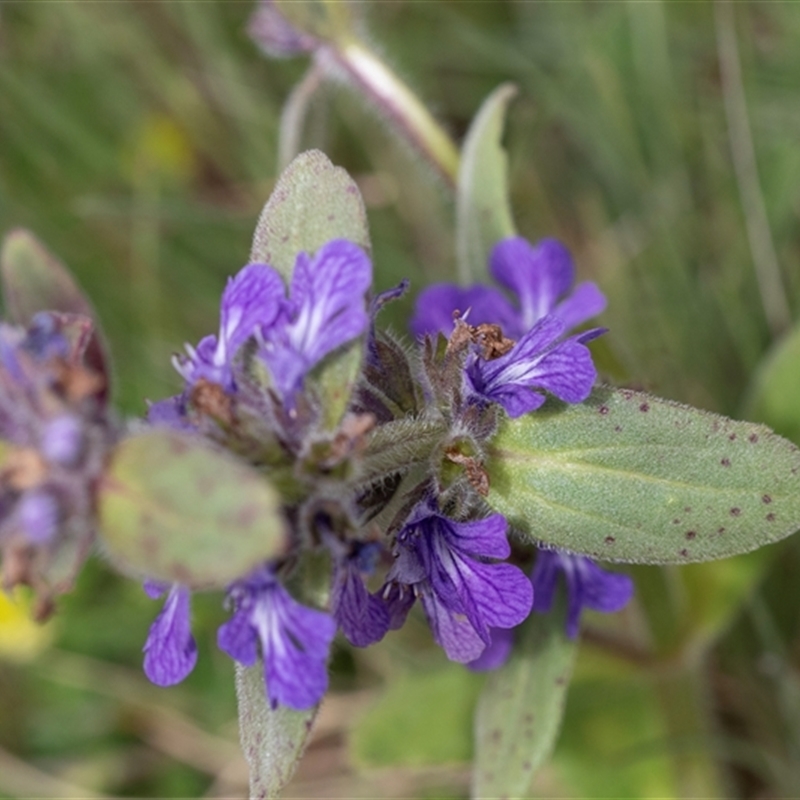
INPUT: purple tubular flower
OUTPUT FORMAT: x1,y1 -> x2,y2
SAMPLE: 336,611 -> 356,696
467,626 -> 514,672
17,490 -> 60,545
410,284 -> 519,340
330,542 -> 390,647
466,316 -> 597,418
382,507 -> 532,663
175,265 -> 285,389
489,237 -> 606,334
143,583 -> 198,686
411,235 -> 605,340
531,550 -> 634,639
258,239 -> 372,401
41,415 -> 84,466
217,569 -> 337,711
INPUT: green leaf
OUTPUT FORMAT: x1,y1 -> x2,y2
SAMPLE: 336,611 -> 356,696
250,149 -> 371,281
456,83 -> 518,285
250,150 -> 371,431
351,664 -> 483,768
235,662 -> 317,800
98,430 -> 287,589
0,228 -> 111,397
743,320 -> 800,445
473,590 -> 577,799
485,386 -> 800,564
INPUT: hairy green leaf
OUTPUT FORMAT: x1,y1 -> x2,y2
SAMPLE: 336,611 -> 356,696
485,386 -> 800,564
0,228 -> 111,395
98,431 -> 286,589
473,591 -> 577,799
250,149 -> 370,280
743,320 -> 800,445
456,83 -> 517,284
250,150 -> 371,431
235,663 -> 317,800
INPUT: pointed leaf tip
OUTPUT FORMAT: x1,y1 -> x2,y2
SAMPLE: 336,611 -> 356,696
1,229 -> 111,397
486,386 -> 800,564
457,83 -> 518,285
250,149 -> 371,281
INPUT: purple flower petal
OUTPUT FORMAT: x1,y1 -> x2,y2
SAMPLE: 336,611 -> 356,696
17,490 -> 60,544
331,556 -> 390,647
410,284 -> 518,338
385,508 -> 532,664
41,415 -> 84,466
467,627 -> 514,671
217,605 -> 259,668
143,580 -> 168,600
218,572 -> 336,710
554,282 -> 607,331
531,551 -> 633,639
468,316 -> 596,416
382,582 -> 416,631
146,394 -> 195,432
419,586 -> 489,662
261,240 -> 371,399
176,264 -> 284,388
490,237 -> 575,330
287,240 -> 371,363
143,585 -> 198,686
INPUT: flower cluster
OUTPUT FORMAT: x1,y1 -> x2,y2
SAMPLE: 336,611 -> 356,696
140,233 -> 632,709
0,312 -> 115,618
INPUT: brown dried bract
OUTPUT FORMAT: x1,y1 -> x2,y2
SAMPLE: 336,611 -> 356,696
472,323 -> 515,360
51,359 -> 105,403
445,314 -> 474,356
325,412 -> 377,466
191,378 -> 235,426
3,448 -> 47,491
444,448 -> 490,496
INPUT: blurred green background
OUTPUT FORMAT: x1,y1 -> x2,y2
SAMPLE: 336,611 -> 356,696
2,1 -> 800,797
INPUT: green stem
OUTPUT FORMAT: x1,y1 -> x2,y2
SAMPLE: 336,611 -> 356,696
321,41 -> 460,189
359,415 -> 448,486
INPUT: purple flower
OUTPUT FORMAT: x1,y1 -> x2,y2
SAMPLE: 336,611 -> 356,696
411,236 -> 605,339
531,550 -> 634,639
330,542 -> 390,648
217,568 -> 337,711
381,506 -> 533,663
410,236 -> 603,419
174,264 -> 285,390
257,239 -> 371,402
465,315 -> 598,418
467,626 -> 514,671
143,582 -> 198,686
155,239 -> 371,426
16,490 -> 60,545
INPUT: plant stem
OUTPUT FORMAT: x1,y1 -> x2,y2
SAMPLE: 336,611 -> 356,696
320,41 -> 460,189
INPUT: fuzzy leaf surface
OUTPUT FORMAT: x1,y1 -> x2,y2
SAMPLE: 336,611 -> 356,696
485,386 -> 800,564
250,149 -> 370,280
251,150 -> 371,431
98,431 -> 286,588
456,83 -> 517,284
473,591 -> 577,799
236,662 -> 317,800
0,229 -> 110,395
